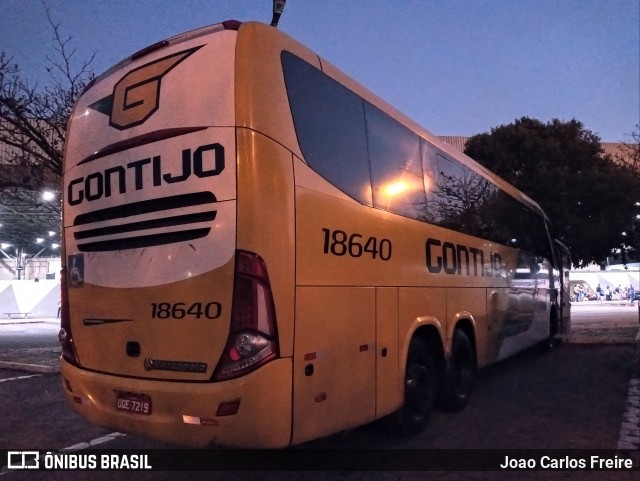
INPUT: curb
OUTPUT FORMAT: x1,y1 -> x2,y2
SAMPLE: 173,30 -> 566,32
0,320 -> 46,326
570,302 -> 639,308
567,337 -> 640,345
0,320 -> 59,326
0,360 -> 59,374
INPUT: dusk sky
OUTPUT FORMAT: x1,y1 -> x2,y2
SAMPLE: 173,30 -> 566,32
1,0 -> 638,142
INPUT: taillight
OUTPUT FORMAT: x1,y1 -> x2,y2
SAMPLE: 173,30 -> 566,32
58,266 -> 80,366
213,251 -> 279,381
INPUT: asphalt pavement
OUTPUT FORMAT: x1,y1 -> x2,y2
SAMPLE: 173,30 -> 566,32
0,317 -> 60,373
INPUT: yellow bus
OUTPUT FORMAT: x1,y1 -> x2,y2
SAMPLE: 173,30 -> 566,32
60,20 -> 565,448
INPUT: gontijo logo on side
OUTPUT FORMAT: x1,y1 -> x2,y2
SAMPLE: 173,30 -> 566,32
89,46 -> 202,130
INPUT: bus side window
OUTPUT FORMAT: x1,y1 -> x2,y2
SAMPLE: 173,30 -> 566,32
420,147 -> 498,240
365,103 -> 425,219
282,51 -> 372,206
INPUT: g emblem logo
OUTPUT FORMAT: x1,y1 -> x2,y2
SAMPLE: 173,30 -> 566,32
89,46 -> 202,130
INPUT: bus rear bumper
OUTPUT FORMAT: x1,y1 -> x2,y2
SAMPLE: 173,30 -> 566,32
60,358 -> 293,448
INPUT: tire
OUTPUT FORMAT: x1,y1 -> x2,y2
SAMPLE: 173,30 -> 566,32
395,337 -> 437,436
541,331 -> 560,351
540,311 -> 561,351
438,329 -> 475,413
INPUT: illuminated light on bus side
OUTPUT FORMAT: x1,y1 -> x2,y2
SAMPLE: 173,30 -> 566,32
383,180 -> 409,197
182,415 -> 219,426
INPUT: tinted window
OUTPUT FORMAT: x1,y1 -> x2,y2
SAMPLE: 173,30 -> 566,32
421,147 -> 497,239
282,51 -> 372,205
421,143 -> 550,259
282,51 -> 551,260
365,103 -> 424,219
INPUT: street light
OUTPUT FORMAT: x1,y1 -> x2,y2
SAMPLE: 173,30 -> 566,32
42,190 -> 55,201
271,0 -> 286,27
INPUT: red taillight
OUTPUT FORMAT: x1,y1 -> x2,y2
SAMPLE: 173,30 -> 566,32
58,266 -> 80,366
213,251 -> 279,381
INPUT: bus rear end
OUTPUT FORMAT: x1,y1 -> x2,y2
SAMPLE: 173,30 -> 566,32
60,21 -> 292,448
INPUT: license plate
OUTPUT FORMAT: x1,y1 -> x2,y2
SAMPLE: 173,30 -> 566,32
116,392 -> 152,415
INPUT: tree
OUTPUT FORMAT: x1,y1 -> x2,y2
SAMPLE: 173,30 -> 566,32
0,6 -> 94,187
0,6 -> 94,255
615,124 -> 640,175
614,124 -> 640,262
463,117 -> 640,267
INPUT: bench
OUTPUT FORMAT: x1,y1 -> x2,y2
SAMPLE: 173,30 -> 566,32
4,313 -> 30,319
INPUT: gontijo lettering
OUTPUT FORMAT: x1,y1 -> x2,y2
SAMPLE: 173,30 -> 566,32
67,143 -> 224,206
426,237 -> 504,277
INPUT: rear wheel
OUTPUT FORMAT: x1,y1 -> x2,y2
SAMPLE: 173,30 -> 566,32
395,337 -> 437,436
438,329 -> 475,412
541,312 -> 561,351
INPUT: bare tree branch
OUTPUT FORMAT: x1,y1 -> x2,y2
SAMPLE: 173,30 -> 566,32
615,124 -> 640,175
0,3 -> 95,189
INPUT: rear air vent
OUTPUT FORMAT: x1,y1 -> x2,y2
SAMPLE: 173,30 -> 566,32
74,211 -> 216,240
73,192 -> 217,252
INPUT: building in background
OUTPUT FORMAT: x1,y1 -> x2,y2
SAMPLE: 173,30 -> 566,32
0,124 -> 62,280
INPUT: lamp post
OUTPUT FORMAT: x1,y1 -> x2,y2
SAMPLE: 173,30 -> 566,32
271,0 -> 287,28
